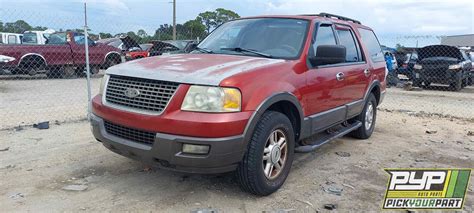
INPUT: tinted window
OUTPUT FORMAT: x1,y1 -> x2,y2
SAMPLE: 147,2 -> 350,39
47,33 -> 67,45
358,28 -> 384,62
22,33 -> 38,44
311,25 -> 336,55
336,29 -> 360,62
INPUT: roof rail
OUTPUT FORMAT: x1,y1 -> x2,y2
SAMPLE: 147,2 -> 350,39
317,13 -> 361,24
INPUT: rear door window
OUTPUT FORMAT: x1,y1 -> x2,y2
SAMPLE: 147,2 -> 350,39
358,28 -> 384,62
336,28 -> 361,62
8,35 -> 17,44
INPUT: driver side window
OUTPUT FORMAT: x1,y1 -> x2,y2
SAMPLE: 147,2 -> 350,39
311,24 -> 336,55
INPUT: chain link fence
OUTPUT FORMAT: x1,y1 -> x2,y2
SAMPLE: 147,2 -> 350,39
1,9 -> 473,129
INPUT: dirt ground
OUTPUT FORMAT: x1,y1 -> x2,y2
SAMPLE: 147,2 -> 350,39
1,109 -> 473,212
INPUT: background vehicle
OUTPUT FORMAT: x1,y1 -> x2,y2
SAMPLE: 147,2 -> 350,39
397,52 -> 418,80
383,50 -> 398,70
125,43 -> 152,60
0,32 -> 23,44
22,29 -> 56,45
148,40 -> 197,57
91,13 -> 386,196
413,45 -> 472,90
0,31 -> 122,77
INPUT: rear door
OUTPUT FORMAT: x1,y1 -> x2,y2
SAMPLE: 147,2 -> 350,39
333,24 -> 369,112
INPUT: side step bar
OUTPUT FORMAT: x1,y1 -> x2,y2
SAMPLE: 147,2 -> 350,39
294,121 -> 362,153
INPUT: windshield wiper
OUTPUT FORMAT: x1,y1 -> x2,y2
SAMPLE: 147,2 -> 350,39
221,47 -> 273,58
194,47 -> 214,54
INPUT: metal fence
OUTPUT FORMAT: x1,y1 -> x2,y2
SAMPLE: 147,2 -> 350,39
1,9 -> 473,130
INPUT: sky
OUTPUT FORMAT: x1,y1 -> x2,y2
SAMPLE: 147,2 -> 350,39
0,0 -> 473,47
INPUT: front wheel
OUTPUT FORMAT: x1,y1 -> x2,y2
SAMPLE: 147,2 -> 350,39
237,111 -> 295,196
350,93 -> 377,139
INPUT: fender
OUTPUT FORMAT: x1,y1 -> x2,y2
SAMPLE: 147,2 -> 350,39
242,92 -> 305,146
364,80 -> 382,105
18,53 -> 47,66
104,51 -> 121,63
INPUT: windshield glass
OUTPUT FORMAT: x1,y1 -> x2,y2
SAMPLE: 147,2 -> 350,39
47,33 -> 67,45
139,44 -> 153,51
22,33 -> 37,44
198,18 -> 309,59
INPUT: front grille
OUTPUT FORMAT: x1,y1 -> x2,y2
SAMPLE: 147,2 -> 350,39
105,75 -> 179,113
104,121 -> 155,145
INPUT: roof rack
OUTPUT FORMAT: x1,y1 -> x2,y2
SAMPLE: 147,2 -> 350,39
300,13 -> 361,24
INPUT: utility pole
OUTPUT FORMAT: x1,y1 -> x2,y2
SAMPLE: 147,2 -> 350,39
173,0 -> 176,40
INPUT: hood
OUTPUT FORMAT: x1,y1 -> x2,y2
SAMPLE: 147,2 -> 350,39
419,45 -> 462,60
106,54 -> 285,86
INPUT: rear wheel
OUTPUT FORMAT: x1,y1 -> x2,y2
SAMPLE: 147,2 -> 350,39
413,79 -> 422,87
350,93 -> 377,139
237,111 -> 294,196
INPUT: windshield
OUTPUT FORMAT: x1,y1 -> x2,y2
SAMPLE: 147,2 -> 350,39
139,43 -> 153,51
164,40 -> 187,50
22,33 -> 37,44
47,33 -> 67,45
198,18 -> 309,59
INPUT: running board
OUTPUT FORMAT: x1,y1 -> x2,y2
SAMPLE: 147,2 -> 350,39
294,121 -> 362,153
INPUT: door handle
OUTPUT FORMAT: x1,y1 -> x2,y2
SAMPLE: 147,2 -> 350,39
364,69 -> 370,76
336,72 -> 345,81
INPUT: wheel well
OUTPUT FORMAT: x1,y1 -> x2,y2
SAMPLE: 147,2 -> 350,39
370,85 -> 381,105
19,55 -> 46,69
106,53 -> 121,63
267,101 -> 301,140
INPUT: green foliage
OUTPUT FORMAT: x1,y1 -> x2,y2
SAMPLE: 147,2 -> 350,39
99,32 -> 113,39
197,8 -> 240,33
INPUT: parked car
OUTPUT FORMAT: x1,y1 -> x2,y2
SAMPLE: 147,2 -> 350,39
0,32 -> 23,44
125,43 -> 152,61
0,31 -> 122,77
91,13 -> 386,196
413,45 -> 472,90
22,29 -> 56,45
148,40 -> 197,57
397,52 -> 418,80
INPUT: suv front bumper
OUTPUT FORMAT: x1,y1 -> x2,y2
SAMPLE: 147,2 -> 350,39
90,114 -> 246,174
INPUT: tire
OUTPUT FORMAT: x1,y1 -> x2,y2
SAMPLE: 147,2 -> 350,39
413,79 -> 422,87
60,66 -> 76,79
424,81 -> 431,87
237,111 -> 295,196
106,55 -> 121,68
450,74 -> 462,91
350,93 -> 377,139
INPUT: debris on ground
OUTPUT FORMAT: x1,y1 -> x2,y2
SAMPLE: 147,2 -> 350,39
414,158 -> 427,162
425,130 -> 437,134
295,199 -> 314,209
9,193 -> 24,199
0,147 -> 10,151
342,183 -> 355,190
33,121 -> 49,130
402,82 -> 413,91
335,151 -> 351,157
324,204 -> 337,210
468,131 -> 474,136
190,208 -> 219,213
323,185 -> 343,196
62,184 -> 88,191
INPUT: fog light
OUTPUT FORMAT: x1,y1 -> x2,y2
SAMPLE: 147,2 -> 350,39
182,144 -> 210,154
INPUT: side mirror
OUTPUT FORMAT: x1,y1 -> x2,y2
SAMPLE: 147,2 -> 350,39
309,45 -> 346,66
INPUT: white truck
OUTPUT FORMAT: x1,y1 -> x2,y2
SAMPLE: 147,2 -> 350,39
21,29 -> 56,45
0,32 -> 23,44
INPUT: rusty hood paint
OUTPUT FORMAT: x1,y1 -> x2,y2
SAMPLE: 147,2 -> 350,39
106,53 -> 286,86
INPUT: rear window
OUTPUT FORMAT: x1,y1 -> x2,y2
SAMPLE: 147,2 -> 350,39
358,28 -> 384,62
22,33 -> 38,44
336,29 -> 361,62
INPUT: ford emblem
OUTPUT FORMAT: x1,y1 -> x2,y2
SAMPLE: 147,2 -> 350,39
124,88 -> 140,98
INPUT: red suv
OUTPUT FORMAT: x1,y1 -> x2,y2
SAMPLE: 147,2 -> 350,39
91,13 -> 386,195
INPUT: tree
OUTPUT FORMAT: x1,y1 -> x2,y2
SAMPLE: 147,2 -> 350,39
99,32 -> 113,39
183,19 -> 206,40
3,20 -> 32,33
137,29 -> 148,39
197,11 -> 217,33
215,8 -> 240,26
197,9 -> 240,33
0,21 -> 3,32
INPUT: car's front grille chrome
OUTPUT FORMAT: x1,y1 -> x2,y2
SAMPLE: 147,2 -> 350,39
105,75 -> 179,114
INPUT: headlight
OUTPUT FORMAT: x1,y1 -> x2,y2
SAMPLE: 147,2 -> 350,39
181,85 -> 241,112
0,55 -> 15,63
413,64 -> 422,70
448,64 -> 462,70
99,74 -> 109,95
